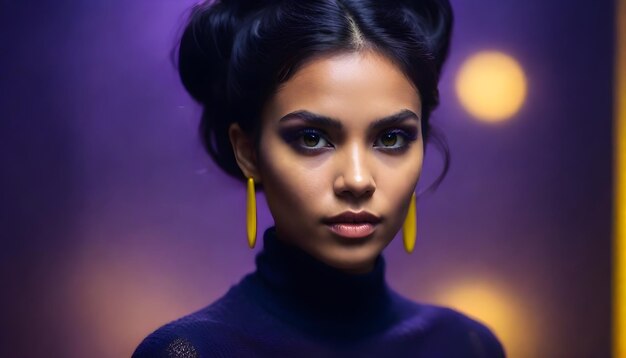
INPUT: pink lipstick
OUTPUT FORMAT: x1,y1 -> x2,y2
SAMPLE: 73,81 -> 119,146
322,211 -> 381,239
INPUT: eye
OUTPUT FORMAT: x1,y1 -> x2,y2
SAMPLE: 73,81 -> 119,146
301,131 -> 327,148
374,129 -> 414,150
283,128 -> 333,151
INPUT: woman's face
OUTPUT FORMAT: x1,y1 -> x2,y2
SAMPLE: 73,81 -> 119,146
236,50 -> 423,274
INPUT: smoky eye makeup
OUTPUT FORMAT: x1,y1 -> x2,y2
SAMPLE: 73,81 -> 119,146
276,107 -> 421,154
278,126 -> 334,154
279,124 -> 419,154
374,126 -> 419,153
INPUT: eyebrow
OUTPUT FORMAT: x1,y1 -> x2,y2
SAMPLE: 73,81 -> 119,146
278,109 -> 420,131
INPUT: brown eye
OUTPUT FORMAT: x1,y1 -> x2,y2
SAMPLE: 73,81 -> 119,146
302,132 -> 321,147
280,127 -> 333,153
380,133 -> 398,147
293,128 -> 331,150
374,129 -> 415,151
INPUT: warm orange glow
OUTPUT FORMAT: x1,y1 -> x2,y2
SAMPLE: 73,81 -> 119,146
614,0 -> 626,357
64,242 -> 225,358
434,278 -> 534,357
455,51 -> 527,122
69,257 -> 194,357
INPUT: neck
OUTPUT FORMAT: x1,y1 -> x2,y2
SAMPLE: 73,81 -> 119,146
272,232 -> 377,275
247,226 -> 396,340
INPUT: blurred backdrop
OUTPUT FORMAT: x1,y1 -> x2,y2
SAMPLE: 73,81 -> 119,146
1,0 -> 615,357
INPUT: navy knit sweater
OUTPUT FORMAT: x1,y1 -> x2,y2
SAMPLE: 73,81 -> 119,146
132,226 -> 506,357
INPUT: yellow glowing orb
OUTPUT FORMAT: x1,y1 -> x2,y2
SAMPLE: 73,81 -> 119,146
455,51 -> 527,122
434,278 -> 535,357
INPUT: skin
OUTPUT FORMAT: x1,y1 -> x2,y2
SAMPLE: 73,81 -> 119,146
229,49 -> 423,274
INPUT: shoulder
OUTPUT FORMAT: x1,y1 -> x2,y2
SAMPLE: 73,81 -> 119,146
427,305 -> 507,357
131,309 -> 237,358
387,294 -> 506,357
132,287 -> 252,358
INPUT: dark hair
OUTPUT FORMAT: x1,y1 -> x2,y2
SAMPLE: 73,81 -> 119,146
177,0 -> 453,195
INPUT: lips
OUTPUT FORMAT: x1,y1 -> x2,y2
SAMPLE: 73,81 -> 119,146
322,211 -> 381,239
322,211 -> 382,225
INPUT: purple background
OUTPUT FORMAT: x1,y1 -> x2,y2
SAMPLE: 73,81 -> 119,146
1,0 -> 613,357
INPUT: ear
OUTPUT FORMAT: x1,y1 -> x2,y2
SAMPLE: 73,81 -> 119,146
228,122 -> 262,182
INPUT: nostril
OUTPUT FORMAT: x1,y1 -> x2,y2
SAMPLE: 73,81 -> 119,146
336,181 -> 376,199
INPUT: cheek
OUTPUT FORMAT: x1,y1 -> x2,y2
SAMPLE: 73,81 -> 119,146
378,150 -> 423,212
380,172 -> 416,214
379,145 -> 423,185
258,135 -> 328,213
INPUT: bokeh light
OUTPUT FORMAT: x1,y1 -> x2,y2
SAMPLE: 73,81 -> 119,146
433,278 -> 534,357
455,51 -> 528,122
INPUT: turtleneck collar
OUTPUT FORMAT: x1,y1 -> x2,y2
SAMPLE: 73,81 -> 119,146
245,226 -> 396,340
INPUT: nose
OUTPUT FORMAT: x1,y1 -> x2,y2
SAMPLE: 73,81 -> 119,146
333,142 -> 376,199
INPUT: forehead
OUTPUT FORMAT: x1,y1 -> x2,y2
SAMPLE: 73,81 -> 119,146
262,50 -> 422,125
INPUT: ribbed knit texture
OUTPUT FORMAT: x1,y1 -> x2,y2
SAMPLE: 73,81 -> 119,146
132,226 -> 506,357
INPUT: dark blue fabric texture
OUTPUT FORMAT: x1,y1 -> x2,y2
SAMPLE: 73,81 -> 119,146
132,226 -> 506,357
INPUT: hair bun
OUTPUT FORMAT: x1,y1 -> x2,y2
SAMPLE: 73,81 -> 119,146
177,0 -> 275,104
177,1 -> 234,104
399,0 -> 453,72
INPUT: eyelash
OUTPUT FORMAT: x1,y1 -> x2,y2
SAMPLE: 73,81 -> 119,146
282,127 -> 418,153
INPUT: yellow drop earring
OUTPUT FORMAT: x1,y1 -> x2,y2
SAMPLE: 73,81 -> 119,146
403,192 -> 417,254
246,177 -> 257,249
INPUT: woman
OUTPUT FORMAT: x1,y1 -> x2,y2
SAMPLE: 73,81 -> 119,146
133,0 -> 506,356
